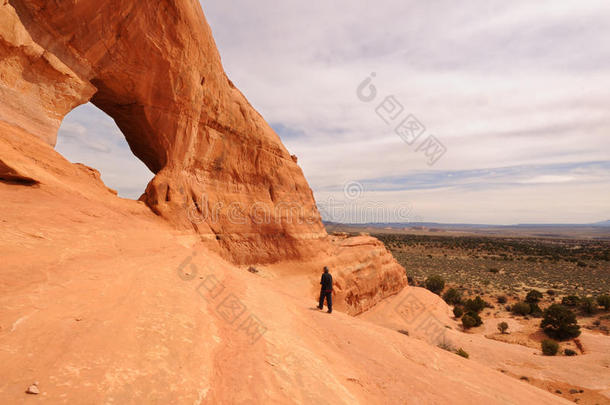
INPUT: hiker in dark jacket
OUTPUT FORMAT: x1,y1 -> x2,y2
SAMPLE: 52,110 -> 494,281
318,266 -> 333,313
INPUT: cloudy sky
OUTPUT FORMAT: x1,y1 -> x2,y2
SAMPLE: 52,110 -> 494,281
56,0 -> 610,224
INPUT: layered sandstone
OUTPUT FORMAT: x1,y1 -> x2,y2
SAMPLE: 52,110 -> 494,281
0,2 -> 95,145
7,0 -> 326,264
1,0 -> 405,307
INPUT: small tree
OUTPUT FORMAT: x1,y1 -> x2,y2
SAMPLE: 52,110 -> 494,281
597,295 -> 610,311
496,295 -> 507,304
453,306 -> 464,318
462,314 -> 477,329
529,303 -> 543,318
541,304 -> 581,340
526,289 -> 543,304
497,321 -> 509,334
462,311 -> 482,329
541,339 -> 559,356
464,296 -> 487,314
580,297 -> 597,315
512,302 -> 531,316
442,288 -> 462,305
425,275 -> 445,295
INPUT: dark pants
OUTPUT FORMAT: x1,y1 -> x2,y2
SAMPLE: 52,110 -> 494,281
319,290 -> 332,312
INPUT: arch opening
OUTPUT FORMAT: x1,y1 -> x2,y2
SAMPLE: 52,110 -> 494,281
55,102 -> 154,200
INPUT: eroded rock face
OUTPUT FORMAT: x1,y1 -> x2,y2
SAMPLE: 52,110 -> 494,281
0,2 -> 95,146
7,0 -> 326,263
325,235 -> 407,315
1,0 -> 406,304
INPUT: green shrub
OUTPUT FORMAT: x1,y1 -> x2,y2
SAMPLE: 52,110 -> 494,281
526,290 -> 543,303
564,348 -> 577,356
425,275 -> 445,295
437,337 -> 454,352
512,302 -> 531,316
597,295 -> 610,311
561,295 -> 580,307
442,288 -> 463,305
464,296 -> 487,314
541,339 -> 559,356
580,297 -> 597,315
462,311 -> 482,328
497,321 -> 509,334
456,348 -> 469,358
529,303 -> 543,318
497,295 -> 507,304
462,314 -> 477,329
541,304 -> 581,340
453,306 -> 464,318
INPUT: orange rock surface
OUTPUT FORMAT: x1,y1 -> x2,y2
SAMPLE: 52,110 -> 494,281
8,0 -> 327,264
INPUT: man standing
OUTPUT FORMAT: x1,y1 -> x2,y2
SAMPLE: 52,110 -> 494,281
318,266 -> 333,313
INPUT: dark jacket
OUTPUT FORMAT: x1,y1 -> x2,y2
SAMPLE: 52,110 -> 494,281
320,273 -> 333,292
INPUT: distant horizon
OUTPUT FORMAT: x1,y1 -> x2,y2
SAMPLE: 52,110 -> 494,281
323,219 -> 610,227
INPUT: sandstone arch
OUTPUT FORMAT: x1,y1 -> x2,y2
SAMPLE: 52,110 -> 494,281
5,0 -> 327,263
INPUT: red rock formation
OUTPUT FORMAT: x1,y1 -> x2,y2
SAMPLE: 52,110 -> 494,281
1,0 -> 406,304
0,2 -> 95,145
328,235 -> 408,315
7,0 -> 326,264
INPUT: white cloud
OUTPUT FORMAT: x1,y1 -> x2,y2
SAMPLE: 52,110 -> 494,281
201,0 -> 610,223
53,1 -> 610,223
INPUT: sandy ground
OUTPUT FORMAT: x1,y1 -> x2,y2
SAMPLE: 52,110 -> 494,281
359,288 -> 610,404
0,178 -> 579,404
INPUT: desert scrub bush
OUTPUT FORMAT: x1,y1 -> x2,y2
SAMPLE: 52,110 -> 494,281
597,295 -> 610,310
462,314 -> 477,329
442,288 -> 462,305
564,348 -> 577,356
497,321 -> 509,334
512,302 -> 532,316
529,303 -> 543,318
453,306 -> 464,318
580,297 -> 597,315
541,304 -> 581,340
496,295 -> 507,304
525,289 -> 543,303
462,311 -> 482,329
425,275 -> 445,295
561,295 -> 580,307
463,296 -> 487,314
456,348 -> 469,358
437,337 -> 454,352
541,339 -> 559,356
